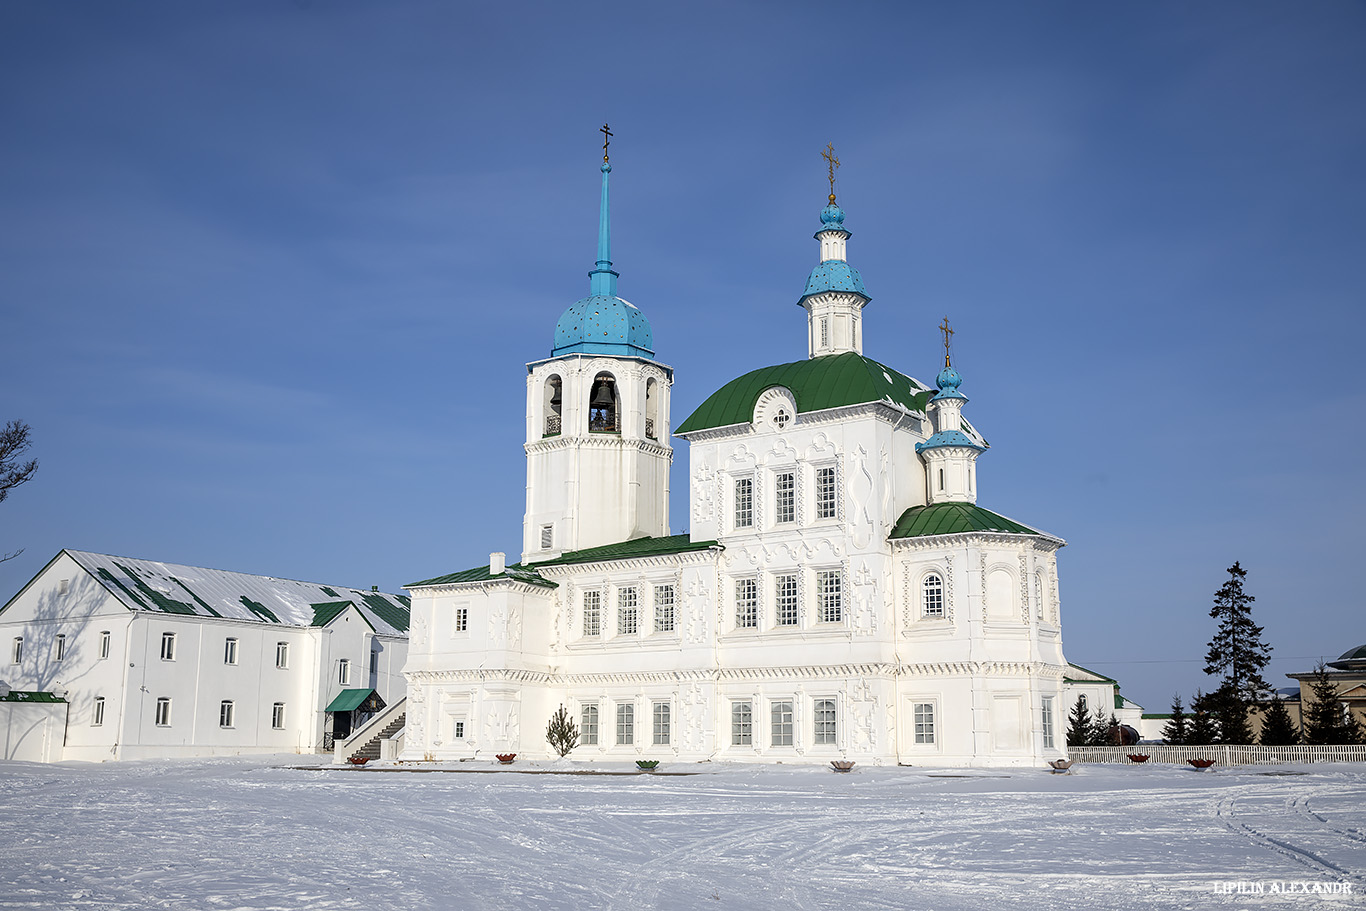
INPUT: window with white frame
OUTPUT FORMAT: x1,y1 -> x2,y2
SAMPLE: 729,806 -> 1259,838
922,573 -> 944,618
652,702 -> 671,745
814,699 -> 837,745
453,720 -> 465,739
370,648 -> 379,675
815,466 -> 837,519
92,696 -> 105,726
275,641 -> 289,669
1041,697 -> 1055,749
219,700 -> 235,728
540,525 -> 553,549
581,703 -> 599,745
159,632 -> 175,661
272,702 -> 286,730
775,574 -> 799,627
731,701 -> 753,746
817,570 -> 842,623
653,584 -> 675,633
155,697 -> 171,726
734,477 -> 754,529
10,637 -> 20,664
775,472 -> 795,524
224,637 -> 238,665
771,700 -> 794,746
773,409 -> 791,430
54,633 -> 66,661
338,658 -> 351,686
616,703 -> 634,745
735,578 -> 758,629
914,702 -> 936,744
455,606 -> 469,633
820,317 -> 829,348
1034,571 -> 1046,618
617,587 -> 639,635
99,630 -> 111,660
583,591 -> 602,637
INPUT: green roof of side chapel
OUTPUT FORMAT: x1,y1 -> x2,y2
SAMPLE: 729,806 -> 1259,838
676,352 -> 934,435
889,502 -> 1058,541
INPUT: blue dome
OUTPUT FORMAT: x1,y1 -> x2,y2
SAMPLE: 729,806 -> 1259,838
552,294 -> 654,358
801,261 -> 868,302
819,204 -> 847,231
933,364 -> 966,401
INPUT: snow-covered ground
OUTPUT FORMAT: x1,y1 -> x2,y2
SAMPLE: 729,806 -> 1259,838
1,757 -> 1363,910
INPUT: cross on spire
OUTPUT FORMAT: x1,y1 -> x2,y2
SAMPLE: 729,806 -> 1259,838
939,316 -> 954,367
821,143 -> 840,204
600,123 -> 613,163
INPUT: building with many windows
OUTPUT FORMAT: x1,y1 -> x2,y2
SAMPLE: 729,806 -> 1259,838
401,152 -> 1073,766
0,549 -> 408,761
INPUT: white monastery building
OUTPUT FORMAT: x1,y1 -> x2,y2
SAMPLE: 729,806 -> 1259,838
0,550 -> 409,761
401,147 -> 1074,767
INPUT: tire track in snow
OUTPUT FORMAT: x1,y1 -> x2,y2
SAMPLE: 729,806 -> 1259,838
1292,791 -> 1366,847
1214,792 -> 1362,883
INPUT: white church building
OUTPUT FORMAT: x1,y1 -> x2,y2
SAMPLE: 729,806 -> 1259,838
401,150 -> 1073,767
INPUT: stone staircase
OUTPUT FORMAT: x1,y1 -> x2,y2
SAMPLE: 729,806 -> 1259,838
345,713 -> 405,762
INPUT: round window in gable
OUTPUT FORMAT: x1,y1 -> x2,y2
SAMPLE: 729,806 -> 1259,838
774,409 -> 790,430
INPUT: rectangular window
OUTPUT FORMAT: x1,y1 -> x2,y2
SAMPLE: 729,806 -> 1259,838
583,591 -> 601,637
224,637 -> 238,665
272,703 -> 286,730
731,701 -> 753,746
735,578 -> 758,629
99,631 -> 111,660
616,703 -> 634,746
338,658 -> 351,686
455,606 -> 469,633
817,570 -> 842,623
370,648 -> 379,675
155,697 -> 172,727
92,696 -> 105,727
581,703 -> 600,745
775,574 -> 799,627
1041,697 -> 1055,749
275,641 -> 289,669
652,702 -> 671,745
540,524 -> 553,549
653,585 -> 675,633
814,698 -> 837,745
914,702 -> 936,744
734,478 -> 754,529
617,587 -> 639,636
453,720 -> 465,739
219,700 -> 235,728
820,317 -> 829,348
771,700 -> 794,746
54,633 -> 66,661
816,466 -> 837,519
775,472 -> 795,524
10,637 -> 20,664
159,632 -> 175,661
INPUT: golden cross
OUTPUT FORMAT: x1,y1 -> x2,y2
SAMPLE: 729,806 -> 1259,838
821,143 -> 840,203
939,316 -> 954,367
600,123 -> 613,163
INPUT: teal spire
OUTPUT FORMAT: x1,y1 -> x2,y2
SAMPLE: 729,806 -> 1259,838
588,161 -> 618,296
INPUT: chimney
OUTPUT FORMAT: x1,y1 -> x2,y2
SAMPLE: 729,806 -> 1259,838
490,552 -> 505,575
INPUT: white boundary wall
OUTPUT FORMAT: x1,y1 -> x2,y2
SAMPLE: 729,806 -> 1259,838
1070,745 -> 1366,765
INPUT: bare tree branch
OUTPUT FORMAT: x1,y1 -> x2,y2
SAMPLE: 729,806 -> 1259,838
1,420 -> 39,561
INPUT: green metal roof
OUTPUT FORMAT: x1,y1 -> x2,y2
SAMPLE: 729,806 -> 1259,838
1062,662 -> 1118,685
407,535 -> 720,589
676,352 -> 933,434
310,601 -> 352,627
0,690 -> 67,703
889,503 -> 1050,539
325,688 -> 376,712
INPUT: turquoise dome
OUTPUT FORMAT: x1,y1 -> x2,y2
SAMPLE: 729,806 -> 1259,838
819,204 -> 847,230
801,261 -> 868,301
933,364 -> 966,401
552,294 -> 654,358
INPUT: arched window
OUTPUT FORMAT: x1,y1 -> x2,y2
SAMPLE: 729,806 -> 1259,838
544,375 -> 563,436
645,378 -> 658,439
589,373 -> 618,432
922,573 -> 944,618
1034,571 -> 1045,616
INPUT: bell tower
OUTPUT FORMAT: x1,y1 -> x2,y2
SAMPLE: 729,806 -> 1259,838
521,128 -> 673,563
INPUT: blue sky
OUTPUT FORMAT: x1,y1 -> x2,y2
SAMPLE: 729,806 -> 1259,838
2,2 -> 1363,713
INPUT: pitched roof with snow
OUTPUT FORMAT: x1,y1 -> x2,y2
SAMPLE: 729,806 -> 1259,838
60,550 -> 409,636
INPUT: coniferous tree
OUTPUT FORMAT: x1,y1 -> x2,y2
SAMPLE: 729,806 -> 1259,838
1162,694 -> 1189,745
1186,690 -> 1220,746
1066,696 -> 1092,747
1302,664 -> 1363,745
1258,697 -> 1299,746
545,704 -> 580,757
1203,562 -> 1272,736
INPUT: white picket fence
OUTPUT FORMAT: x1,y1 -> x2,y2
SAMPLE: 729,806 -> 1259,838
1070,744 -> 1366,765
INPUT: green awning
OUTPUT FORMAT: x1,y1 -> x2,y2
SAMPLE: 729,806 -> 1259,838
325,688 -> 375,713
